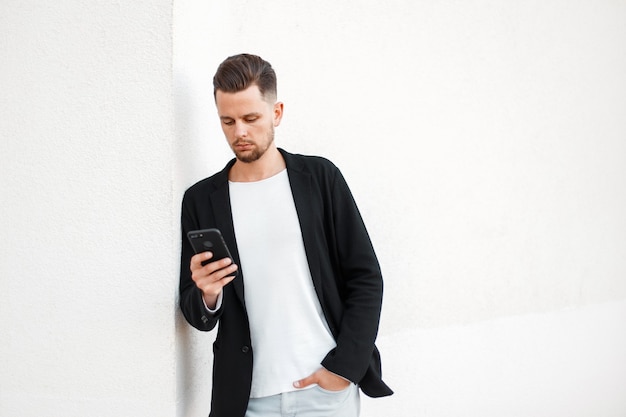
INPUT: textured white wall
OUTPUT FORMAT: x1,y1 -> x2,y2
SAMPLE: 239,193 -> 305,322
2,1 -> 624,416
1,1 -> 176,416
174,1 -> 626,416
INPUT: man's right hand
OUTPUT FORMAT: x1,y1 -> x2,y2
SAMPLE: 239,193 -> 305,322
190,252 -> 238,310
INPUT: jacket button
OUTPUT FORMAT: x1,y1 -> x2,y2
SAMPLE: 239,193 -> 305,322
241,346 -> 250,353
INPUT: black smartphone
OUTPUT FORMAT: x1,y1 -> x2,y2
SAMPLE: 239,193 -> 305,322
187,228 -> 237,277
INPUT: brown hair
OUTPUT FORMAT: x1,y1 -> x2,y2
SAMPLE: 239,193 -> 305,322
213,53 -> 277,101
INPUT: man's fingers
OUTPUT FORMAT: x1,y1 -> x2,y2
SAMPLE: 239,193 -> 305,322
220,274 -> 237,286
191,256 -> 237,286
190,251 -> 213,270
191,254 -> 235,277
211,262 -> 238,280
294,368 -> 350,391
293,373 -> 316,389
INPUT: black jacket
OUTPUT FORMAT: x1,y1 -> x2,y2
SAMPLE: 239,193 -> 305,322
179,149 -> 393,417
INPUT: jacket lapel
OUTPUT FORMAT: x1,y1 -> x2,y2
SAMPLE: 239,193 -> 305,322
210,163 -> 246,308
281,150 -> 324,303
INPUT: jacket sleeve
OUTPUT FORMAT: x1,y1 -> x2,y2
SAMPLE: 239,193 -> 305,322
178,189 -> 222,331
320,166 -> 384,384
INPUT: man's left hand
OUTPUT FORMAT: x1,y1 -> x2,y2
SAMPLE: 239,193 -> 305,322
293,367 -> 351,391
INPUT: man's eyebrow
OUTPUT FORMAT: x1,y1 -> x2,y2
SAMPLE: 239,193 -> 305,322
220,112 -> 262,120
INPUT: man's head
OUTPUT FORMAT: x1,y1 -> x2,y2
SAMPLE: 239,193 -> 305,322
213,53 -> 277,103
213,54 -> 283,164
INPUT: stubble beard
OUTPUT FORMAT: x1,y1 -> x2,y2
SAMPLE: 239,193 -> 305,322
234,126 -> 275,164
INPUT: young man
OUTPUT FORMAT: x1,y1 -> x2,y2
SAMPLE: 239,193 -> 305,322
179,53 -> 392,417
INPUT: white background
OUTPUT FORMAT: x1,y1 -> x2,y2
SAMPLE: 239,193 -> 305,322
2,1 -> 626,416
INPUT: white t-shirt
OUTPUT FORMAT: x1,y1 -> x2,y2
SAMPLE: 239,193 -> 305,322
229,169 -> 336,398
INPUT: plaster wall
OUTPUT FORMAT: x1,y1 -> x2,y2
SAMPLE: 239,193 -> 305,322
1,1 -> 176,416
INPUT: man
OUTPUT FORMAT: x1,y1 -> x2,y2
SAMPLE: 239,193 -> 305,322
179,53 -> 392,417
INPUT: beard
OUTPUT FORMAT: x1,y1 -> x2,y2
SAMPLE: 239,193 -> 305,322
233,125 -> 275,163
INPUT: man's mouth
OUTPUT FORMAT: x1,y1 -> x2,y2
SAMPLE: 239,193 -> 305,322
235,141 -> 252,147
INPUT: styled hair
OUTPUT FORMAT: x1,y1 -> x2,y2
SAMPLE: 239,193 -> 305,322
213,53 -> 277,101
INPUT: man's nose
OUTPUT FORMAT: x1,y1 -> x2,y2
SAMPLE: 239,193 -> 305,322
235,122 -> 247,138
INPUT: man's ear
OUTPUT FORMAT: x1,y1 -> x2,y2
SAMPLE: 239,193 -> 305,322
273,102 -> 284,127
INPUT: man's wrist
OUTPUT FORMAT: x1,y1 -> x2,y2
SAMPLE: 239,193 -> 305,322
202,291 -> 223,313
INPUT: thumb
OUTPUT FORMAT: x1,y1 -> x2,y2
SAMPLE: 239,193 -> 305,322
293,373 -> 317,389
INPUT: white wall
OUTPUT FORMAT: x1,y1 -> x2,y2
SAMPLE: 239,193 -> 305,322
1,1 -> 624,416
1,1 -> 177,416
174,1 -> 626,416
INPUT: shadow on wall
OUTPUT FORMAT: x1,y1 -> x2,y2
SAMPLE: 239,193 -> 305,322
175,311 -> 193,417
175,306 -> 217,417
173,66 -> 220,417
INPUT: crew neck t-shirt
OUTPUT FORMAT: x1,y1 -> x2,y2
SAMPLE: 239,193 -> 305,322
229,169 -> 336,398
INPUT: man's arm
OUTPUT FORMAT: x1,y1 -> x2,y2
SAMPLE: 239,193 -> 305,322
321,165 -> 385,384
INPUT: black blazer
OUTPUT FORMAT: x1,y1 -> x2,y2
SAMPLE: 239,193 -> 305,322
179,149 -> 393,417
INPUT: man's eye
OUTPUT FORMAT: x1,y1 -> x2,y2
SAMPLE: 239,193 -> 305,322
223,120 -> 234,126
245,118 -> 258,123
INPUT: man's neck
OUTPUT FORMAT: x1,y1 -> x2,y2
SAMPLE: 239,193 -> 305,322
229,146 -> 286,182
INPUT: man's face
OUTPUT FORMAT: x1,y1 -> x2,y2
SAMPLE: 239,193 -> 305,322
215,85 -> 283,163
